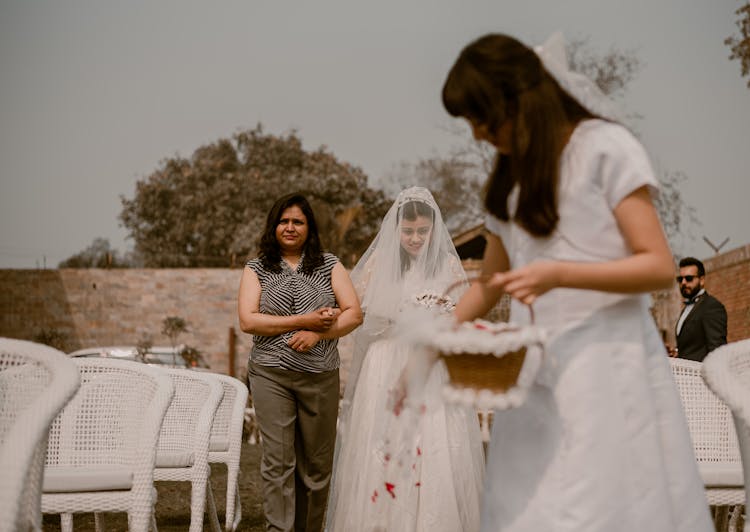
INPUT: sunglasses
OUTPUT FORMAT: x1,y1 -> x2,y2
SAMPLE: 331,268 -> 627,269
675,275 -> 698,283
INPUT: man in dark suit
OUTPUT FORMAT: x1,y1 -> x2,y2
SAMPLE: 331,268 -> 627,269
672,256 -> 727,362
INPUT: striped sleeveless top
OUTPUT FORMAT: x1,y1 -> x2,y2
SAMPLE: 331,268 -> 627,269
246,252 -> 340,372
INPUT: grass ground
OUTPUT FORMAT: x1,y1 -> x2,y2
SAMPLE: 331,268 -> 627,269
42,440 -> 265,531
39,436 -> 747,531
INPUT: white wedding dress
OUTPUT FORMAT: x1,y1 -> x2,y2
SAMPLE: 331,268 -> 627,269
326,187 -> 484,532
327,281 -> 484,532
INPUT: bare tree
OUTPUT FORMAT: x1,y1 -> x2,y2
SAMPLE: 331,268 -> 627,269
652,170 -> 699,251
380,154 -> 484,233
725,1 -> 750,88
388,37 -> 696,247
567,36 -> 642,100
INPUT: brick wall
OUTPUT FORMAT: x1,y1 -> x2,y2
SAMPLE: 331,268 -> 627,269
3,244 -> 747,383
0,268 -> 357,389
703,244 -> 750,342
0,268 -> 253,376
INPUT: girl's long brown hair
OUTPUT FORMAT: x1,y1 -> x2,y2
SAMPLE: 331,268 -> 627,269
442,34 -> 598,237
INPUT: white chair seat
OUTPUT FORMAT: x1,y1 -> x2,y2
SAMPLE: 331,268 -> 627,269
43,466 -> 133,492
700,463 -> 744,487
155,451 -> 194,468
209,438 -> 229,452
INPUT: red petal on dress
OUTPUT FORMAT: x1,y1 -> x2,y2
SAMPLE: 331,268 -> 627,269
385,482 -> 396,499
371,489 -> 378,503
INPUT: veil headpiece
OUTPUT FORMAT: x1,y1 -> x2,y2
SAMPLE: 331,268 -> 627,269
396,185 -> 436,208
348,186 -> 459,324
534,31 -> 623,122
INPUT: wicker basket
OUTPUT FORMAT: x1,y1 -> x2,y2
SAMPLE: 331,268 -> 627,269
440,347 -> 527,393
437,277 -> 537,394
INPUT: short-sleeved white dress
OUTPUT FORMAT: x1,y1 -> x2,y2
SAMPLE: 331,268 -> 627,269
481,119 -> 713,532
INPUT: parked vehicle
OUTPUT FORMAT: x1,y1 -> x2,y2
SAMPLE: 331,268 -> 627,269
68,345 -> 210,369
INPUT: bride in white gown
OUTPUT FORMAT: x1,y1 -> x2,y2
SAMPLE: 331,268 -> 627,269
326,186 -> 484,532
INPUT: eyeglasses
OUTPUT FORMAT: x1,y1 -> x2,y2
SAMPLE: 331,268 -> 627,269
675,275 -> 698,283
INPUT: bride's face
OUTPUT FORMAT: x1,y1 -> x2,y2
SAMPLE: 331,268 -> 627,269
400,215 -> 433,259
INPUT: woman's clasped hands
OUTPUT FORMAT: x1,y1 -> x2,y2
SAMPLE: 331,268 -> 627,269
288,307 -> 341,352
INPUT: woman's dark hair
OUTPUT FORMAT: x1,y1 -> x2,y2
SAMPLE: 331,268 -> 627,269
442,33 -> 598,237
258,193 -> 324,274
398,200 -> 437,276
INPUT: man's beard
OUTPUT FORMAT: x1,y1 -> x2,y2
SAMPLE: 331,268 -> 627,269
680,285 -> 701,299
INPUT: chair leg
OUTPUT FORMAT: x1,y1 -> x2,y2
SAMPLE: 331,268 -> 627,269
94,512 -> 104,532
189,479 -> 209,532
714,505 -> 730,531
206,482 -> 222,532
128,508 -> 154,532
728,505 -> 741,532
60,513 -> 73,532
231,488 -> 242,532
225,466 -> 240,531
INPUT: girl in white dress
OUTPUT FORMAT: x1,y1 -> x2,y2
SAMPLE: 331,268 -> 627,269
438,33 -> 713,531
326,186 -> 484,532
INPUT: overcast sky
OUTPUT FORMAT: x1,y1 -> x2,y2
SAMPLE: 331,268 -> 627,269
1,0 -> 748,268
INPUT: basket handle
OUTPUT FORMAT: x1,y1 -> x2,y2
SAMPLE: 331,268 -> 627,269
443,274 -> 535,325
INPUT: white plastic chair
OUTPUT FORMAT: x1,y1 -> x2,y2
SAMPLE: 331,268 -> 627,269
41,357 -> 174,532
206,374 -> 248,532
670,357 -> 744,528
152,368 -> 224,532
0,338 -> 81,532
703,339 -> 750,531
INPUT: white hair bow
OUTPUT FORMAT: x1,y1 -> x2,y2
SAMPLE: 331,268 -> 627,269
534,31 -> 623,122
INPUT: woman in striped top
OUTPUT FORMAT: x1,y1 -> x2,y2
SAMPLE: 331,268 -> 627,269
238,192 -> 362,532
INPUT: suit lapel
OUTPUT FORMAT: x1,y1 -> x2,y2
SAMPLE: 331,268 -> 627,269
677,293 -> 707,338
